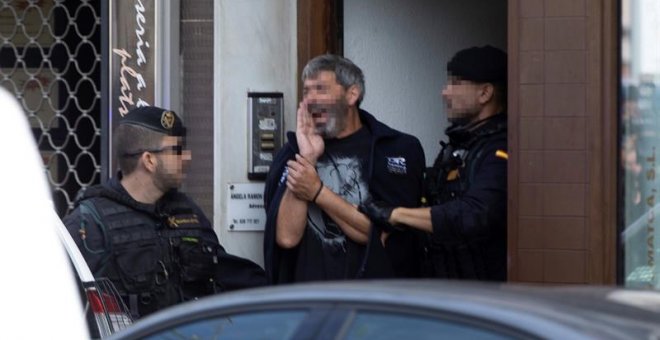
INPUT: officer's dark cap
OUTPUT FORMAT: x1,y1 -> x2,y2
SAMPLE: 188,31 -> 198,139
447,45 -> 507,85
120,106 -> 186,137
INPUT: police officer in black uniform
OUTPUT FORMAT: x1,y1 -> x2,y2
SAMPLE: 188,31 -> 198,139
63,106 -> 265,319
360,46 -> 508,281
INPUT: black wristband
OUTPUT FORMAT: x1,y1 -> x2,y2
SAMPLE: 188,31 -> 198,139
311,181 -> 324,203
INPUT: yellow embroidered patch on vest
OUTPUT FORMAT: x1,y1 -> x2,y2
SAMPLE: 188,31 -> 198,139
167,215 -> 200,228
495,150 -> 508,160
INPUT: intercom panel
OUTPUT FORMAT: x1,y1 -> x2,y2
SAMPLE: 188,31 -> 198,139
247,92 -> 284,180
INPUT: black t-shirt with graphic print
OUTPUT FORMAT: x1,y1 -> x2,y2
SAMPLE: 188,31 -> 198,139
294,127 -> 372,282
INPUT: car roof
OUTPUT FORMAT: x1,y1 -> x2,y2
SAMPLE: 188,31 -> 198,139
0,88 -> 89,339
113,280 -> 660,340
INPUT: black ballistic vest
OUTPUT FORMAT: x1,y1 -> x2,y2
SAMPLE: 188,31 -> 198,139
77,188 -> 221,318
423,115 -> 507,281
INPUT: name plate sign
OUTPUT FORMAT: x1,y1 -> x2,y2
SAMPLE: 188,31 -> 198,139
226,183 -> 266,231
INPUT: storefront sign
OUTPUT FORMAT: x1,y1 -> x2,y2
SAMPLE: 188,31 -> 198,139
108,0 -> 156,172
226,183 -> 267,231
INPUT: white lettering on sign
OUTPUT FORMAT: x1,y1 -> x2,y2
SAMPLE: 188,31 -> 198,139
259,118 -> 276,130
136,98 -> 149,107
260,152 -> 273,161
258,97 -> 275,104
227,183 -> 266,231
113,48 -> 149,117
134,0 -> 150,67
254,165 -> 270,173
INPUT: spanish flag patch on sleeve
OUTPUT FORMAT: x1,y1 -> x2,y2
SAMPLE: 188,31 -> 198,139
495,150 -> 508,160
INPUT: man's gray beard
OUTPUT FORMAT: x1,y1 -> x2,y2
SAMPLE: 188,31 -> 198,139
316,116 -> 340,138
315,103 -> 348,138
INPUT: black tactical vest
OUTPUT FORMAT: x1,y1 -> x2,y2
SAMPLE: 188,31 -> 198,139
421,115 -> 507,281
77,188 -> 221,318
426,117 -> 507,206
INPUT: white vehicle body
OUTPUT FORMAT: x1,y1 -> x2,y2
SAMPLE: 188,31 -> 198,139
55,210 -> 133,338
0,88 -> 89,339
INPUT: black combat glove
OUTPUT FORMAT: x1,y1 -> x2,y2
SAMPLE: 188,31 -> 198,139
358,199 -> 401,233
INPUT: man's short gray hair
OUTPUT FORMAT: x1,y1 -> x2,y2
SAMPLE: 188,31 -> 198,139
302,54 -> 365,105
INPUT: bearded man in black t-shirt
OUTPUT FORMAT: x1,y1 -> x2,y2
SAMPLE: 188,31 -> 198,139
263,54 -> 426,283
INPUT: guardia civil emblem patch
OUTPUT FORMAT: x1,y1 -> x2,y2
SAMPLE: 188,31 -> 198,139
161,111 -> 175,130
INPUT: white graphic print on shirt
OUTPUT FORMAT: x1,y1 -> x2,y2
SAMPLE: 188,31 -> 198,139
307,155 -> 369,251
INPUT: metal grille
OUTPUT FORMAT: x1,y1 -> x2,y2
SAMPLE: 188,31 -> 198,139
0,0 -> 102,216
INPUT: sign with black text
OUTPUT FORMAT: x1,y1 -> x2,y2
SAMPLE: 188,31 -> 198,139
227,183 -> 267,231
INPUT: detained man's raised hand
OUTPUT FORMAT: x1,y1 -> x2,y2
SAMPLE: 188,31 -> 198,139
295,100 -> 324,164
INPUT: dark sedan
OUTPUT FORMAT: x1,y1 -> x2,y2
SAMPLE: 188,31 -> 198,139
109,280 -> 660,339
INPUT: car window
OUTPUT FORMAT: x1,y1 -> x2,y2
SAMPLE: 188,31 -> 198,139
342,311 -> 514,340
143,310 -> 308,340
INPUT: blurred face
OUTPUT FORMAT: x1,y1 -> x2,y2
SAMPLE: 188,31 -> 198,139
303,71 -> 350,138
153,136 -> 191,192
441,76 -> 483,125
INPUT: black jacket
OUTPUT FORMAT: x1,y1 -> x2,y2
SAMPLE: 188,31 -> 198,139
263,109 -> 426,284
426,113 -> 507,281
63,177 -> 265,318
